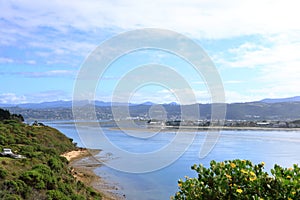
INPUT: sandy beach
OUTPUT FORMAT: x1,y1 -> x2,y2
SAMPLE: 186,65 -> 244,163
62,149 -> 125,200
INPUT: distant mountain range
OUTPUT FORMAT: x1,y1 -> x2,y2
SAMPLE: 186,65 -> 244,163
0,100 -> 180,109
0,100 -> 134,109
1,96 -> 300,121
259,96 -> 300,103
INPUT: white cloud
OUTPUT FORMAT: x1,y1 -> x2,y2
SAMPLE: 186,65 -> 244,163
1,0 -> 300,40
214,32 -> 300,101
222,35 -> 300,69
0,57 -> 14,64
126,88 -> 212,104
27,90 -> 70,102
1,0 -> 300,103
225,90 -> 268,103
26,60 -> 36,65
17,70 -> 76,78
0,90 -> 71,104
0,93 -> 26,104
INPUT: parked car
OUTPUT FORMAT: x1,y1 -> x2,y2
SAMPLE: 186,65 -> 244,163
0,148 -> 26,159
0,148 -> 13,156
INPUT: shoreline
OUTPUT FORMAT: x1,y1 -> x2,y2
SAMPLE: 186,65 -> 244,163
61,149 -> 125,200
109,126 -> 300,132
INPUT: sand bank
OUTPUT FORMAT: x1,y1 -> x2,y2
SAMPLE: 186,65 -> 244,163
62,149 -> 125,200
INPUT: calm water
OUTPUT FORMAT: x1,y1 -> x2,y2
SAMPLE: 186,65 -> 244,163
47,122 -> 300,200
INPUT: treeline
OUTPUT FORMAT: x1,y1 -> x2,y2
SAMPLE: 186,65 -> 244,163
0,117 -> 102,199
0,108 -> 24,122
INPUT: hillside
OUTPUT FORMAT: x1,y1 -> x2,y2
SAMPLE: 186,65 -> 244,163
0,109 -> 102,199
5,101 -> 300,121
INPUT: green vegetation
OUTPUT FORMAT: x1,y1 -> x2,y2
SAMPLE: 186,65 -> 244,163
0,108 -> 102,199
0,108 -> 24,122
173,159 -> 299,200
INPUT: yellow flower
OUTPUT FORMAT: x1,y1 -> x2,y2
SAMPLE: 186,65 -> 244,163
242,160 -> 246,163
178,183 -> 182,187
287,175 -> 291,179
250,176 -> 257,181
288,198 -> 292,200
288,167 -> 293,171
225,174 -> 232,179
236,188 -> 243,193
241,169 -> 248,174
250,171 -> 256,177
230,162 -> 236,168
261,161 -> 265,166
220,162 -> 225,167
292,191 -> 296,195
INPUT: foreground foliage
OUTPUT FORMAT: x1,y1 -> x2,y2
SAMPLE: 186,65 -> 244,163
0,111 -> 101,200
173,159 -> 299,200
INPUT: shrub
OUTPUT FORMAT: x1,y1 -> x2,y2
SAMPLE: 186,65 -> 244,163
58,183 -> 73,195
48,157 -> 64,171
0,167 -> 8,178
0,134 -> 7,145
46,190 -> 70,200
70,194 -> 85,200
1,194 -> 21,200
20,145 -> 35,157
2,180 -> 31,199
20,169 -> 46,189
87,186 -> 102,198
173,159 -> 300,200
20,164 -> 56,190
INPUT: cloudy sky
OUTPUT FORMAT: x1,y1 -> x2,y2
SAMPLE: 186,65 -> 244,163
1,0 -> 300,104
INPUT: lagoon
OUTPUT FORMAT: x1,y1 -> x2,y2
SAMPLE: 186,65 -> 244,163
48,122 -> 300,200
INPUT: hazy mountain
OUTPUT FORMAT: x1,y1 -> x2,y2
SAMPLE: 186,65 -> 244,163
260,96 -> 300,103
166,102 -> 179,106
2,97 -> 300,121
139,101 -> 155,106
0,100 -> 135,109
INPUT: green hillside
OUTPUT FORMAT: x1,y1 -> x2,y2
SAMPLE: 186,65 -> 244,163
0,109 -> 102,200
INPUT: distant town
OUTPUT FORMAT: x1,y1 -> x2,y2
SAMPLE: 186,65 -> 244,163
2,97 -> 300,129
147,119 -> 300,129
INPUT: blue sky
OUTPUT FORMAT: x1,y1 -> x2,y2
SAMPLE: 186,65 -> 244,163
1,0 -> 300,104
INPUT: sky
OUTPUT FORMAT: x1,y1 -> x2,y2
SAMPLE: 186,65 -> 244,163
1,0 -> 300,104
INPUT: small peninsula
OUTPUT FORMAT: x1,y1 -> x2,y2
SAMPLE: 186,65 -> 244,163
0,108 -> 102,199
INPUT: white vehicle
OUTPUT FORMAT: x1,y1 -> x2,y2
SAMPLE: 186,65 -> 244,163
1,148 -> 26,159
1,148 -> 13,156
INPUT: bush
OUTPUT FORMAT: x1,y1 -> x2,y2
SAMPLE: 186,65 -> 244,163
2,180 -> 31,199
20,164 -> 56,190
48,157 -> 64,171
20,169 -> 46,189
46,190 -> 70,200
173,159 -> 300,200
58,183 -> 73,195
1,194 -> 21,200
70,194 -> 85,200
0,167 -> 8,178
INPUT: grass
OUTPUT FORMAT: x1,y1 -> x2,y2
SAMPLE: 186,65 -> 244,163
0,119 -> 102,200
